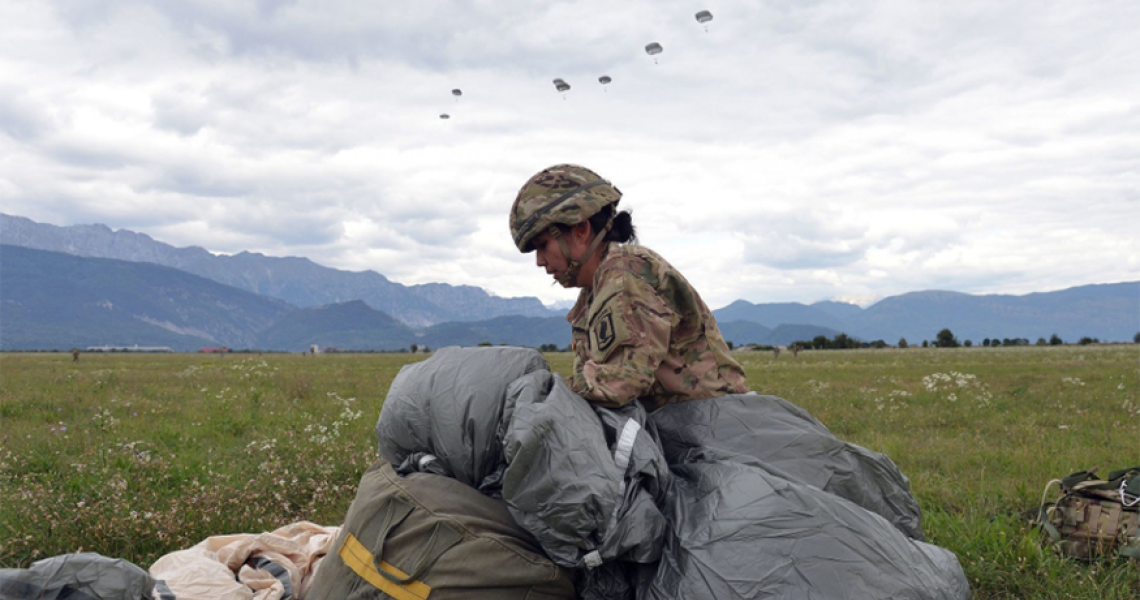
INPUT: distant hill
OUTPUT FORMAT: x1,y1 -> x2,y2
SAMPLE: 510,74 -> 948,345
713,283 -> 1139,344
0,246 -> 568,352
0,245 -> 293,350
849,284 -> 1140,343
0,242 -> 558,351
420,315 -> 570,349
1,213 -> 559,327
257,305 -> 570,351
714,301 -> 846,331
717,321 -> 842,347
811,300 -> 866,321
717,321 -> 772,346
255,300 -> 417,352
767,324 -> 843,346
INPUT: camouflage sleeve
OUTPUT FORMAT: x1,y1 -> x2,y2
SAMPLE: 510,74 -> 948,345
577,271 -> 674,408
566,325 -> 590,395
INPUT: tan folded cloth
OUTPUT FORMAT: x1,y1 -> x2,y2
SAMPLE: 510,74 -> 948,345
150,521 -> 340,600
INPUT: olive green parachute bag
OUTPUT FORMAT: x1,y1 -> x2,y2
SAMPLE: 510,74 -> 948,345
1037,466 -> 1140,561
306,459 -> 576,600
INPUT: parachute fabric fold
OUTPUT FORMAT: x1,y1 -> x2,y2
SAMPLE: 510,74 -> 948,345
501,370 -> 670,569
376,346 -> 549,490
650,394 -> 925,540
640,459 -> 969,600
0,553 -> 154,600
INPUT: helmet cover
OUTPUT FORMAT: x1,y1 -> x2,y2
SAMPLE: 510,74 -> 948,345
509,164 -> 622,252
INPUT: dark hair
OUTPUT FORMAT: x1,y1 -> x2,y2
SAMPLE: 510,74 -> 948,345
588,204 -> 636,244
551,204 -> 636,245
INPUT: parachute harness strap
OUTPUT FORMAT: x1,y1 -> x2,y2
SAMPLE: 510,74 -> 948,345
1036,478 -> 1065,543
1122,479 -> 1140,507
548,225 -> 574,286
554,216 -> 614,287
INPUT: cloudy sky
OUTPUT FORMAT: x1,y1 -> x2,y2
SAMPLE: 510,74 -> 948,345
2,0 -> 1137,310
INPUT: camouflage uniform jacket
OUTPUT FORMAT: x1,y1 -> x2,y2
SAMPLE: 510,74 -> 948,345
566,243 -> 748,411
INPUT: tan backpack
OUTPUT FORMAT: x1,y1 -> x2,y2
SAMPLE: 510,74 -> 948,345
1038,467 -> 1140,561
307,460 -> 576,600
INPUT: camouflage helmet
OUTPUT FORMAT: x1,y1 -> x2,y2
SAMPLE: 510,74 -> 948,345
509,164 -> 622,252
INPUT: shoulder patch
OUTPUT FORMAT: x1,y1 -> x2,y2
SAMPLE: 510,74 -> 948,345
588,296 -> 631,363
593,309 -> 617,352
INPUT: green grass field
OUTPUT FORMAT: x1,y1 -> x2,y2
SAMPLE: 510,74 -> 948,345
1,346 -> 1137,598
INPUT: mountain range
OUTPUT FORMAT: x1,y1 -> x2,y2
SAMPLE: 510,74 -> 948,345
1,245 -> 293,350
2,214 -> 1137,351
0,245 -> 575,351
254,301 -> 570,351
1,213 -> 556,327
712,282 -> 1139,345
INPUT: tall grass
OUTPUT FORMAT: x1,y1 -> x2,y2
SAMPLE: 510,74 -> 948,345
1,346 -> 1137,598
0,353 -> 388,566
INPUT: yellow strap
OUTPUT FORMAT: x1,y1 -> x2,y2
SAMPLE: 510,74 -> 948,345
339,533 -> 433,600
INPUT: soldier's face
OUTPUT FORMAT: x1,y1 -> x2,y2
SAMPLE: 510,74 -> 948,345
533,230 -> 572,287
533,224 -> 593,287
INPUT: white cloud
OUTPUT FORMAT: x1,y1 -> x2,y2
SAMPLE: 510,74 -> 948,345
1,0 -> 1137,311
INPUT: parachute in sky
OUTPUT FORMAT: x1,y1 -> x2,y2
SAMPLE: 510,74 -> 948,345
439,113 -> 450,120
553,78 -> 571,98
645,42 -> 663,64
598,75 -> 611,92
695,10 -> 713,31
451,89 -> 462,97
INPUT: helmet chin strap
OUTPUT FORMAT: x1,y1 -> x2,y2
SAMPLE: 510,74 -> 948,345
548,217 -> 615,287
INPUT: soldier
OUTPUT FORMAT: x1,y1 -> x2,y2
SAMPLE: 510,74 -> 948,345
509,164 -> 748,411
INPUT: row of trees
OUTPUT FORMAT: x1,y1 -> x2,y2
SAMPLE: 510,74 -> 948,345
790,334 -> 889,350
784,329 -> 1137,351
289,330 -> 1140,354
443,330 -> 1140,353
931,329 -> 1115,348
464,330 -> 1140,353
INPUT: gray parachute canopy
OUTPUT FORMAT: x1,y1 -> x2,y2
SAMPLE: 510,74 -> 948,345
451,88 -> 462,96
0,553 -> 155,600
695,10 -> 713,24
645,42 -> 663,55
375,346 -> 970,600
553,78 -> 570,93
439,114 -> 450,119
598,75 -> 612,85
